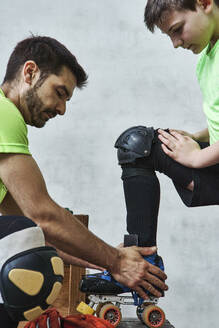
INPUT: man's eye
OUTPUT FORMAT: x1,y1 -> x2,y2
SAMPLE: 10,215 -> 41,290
56,90 -> 63,98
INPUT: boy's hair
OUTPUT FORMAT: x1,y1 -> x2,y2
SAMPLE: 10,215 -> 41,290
144,0 -> 219,32
3,35 -> 88,88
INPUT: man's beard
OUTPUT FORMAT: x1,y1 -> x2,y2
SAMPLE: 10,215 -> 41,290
25,88 -> 46,128
25,73 -> 49,128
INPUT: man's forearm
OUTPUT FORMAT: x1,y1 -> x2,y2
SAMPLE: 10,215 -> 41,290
47,241 -> 104,270
193,128 -> 209,142
30,201 -> 119,272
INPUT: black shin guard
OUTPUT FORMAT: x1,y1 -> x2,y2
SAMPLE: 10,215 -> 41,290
122,168 -> 160,247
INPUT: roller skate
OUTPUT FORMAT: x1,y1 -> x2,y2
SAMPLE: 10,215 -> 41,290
77,235 -> 166,327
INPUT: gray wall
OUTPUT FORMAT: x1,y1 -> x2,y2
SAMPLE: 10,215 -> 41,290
1,1 -> 218,326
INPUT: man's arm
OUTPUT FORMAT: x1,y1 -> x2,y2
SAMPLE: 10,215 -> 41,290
0,193 -> 104,270
0,153 -> 168,299
0,191 -> 24,215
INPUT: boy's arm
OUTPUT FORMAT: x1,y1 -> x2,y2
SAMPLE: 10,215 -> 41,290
193,128 -> 209,143
0,153 -> 168,299
158,129 -> 219,168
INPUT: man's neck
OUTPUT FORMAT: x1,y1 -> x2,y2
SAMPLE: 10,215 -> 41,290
1,83 -> 21,109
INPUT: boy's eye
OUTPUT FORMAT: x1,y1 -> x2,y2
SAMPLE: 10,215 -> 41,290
173,26 -> 182,34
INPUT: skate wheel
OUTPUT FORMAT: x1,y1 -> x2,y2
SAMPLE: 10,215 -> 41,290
98,303 -> 122,327
95,302 -> 113,317
142,305 -> 165,328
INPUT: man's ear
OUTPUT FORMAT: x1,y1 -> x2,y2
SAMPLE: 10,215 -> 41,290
196,0 -> 213,12
23,61 -> 39,85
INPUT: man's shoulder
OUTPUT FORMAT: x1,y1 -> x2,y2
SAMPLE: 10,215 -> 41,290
0,94 -> 29,153
0,95 -> 21,115
0,95 -> 26,130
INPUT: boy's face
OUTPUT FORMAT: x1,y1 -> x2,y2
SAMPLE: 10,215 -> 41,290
157,4 -> 215,54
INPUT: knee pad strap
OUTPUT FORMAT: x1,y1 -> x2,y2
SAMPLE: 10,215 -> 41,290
121,167 -> 155,180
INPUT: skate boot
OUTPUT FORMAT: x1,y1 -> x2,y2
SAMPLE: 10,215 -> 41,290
78,235 -> 166,327
79,252 -> 164,297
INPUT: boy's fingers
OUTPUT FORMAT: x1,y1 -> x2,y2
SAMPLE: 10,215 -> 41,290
170,130 -> 184,140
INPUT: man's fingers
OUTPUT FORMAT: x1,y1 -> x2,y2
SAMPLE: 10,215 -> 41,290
146,271 -> 168,291
137,280 -> 163,298
138,246 -> 157,256
148,263 -> 167,281
134,286 -> 149,300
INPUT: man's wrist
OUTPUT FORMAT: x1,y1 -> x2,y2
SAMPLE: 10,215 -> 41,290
105,247 -> 121,274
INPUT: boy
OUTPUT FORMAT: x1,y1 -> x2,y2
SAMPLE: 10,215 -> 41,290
115,0 -> 219,280
82,0 -> 219,301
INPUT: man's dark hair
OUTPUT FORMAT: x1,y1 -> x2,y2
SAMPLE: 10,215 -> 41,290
3,35 -> 88,88
144,0 -> 219,32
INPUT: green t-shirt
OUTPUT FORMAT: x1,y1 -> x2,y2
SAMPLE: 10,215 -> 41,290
196,40 -> 219,145
0,88 -> 31,203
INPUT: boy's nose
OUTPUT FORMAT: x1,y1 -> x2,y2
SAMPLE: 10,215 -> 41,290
172,38 -> 183,48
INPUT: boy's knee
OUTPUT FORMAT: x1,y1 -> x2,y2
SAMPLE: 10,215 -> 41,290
114,125 -> 156,165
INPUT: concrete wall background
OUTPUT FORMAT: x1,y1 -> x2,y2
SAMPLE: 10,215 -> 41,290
0,1 -> 218,326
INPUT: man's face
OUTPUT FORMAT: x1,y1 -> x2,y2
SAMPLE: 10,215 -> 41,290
25,66 -> 77,128
157,5 -> 215,54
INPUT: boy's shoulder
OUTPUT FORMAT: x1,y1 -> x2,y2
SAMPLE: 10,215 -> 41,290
196,40 -> 219,76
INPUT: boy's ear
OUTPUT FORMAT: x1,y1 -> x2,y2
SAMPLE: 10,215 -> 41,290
197,0 -> 213,12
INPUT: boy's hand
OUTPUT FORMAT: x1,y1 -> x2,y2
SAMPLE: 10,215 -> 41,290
110,245 -> 168,300
169,129 -> 195,140
158,129 -> 201,167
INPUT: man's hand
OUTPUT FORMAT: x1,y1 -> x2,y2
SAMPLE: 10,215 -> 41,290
110,246 -> 168,300
158,129 -> 201,167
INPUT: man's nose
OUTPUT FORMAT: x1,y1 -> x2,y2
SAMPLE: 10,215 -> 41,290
56,101 -> 66,115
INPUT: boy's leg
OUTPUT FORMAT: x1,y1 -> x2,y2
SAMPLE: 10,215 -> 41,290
115,126 -> 197,248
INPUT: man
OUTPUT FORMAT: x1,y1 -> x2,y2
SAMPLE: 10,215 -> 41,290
0,35 -> 167,326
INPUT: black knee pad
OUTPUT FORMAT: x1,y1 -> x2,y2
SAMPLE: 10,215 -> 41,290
114,126 -> 155,165
0,216 -> 64,322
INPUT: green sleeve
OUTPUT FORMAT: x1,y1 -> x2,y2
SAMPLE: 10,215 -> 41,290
0,97 -> 31,155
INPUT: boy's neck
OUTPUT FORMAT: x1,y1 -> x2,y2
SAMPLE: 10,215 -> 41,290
210,3 -> 219,47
